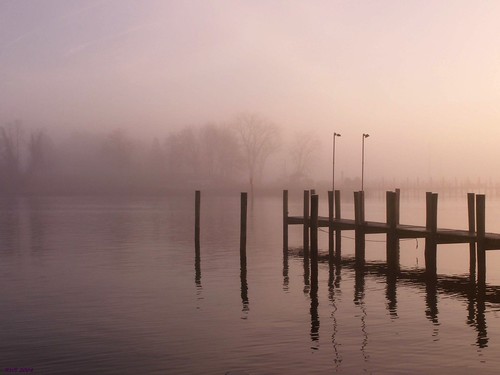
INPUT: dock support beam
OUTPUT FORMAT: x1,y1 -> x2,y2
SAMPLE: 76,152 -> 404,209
195,190 -> 201,286
425,192 -> 438,276
386,191 -> 400,271
240,192 -> 247,266
354,191 -> 365,266
476,194 -> 486,286
195,190 -> 201,248
283,190 -> 288,254
328,191 -> 334,264
310,194 -> 319,285
467,193 -> 476,278
303,190 -> 310,256
335,190 -> 341,262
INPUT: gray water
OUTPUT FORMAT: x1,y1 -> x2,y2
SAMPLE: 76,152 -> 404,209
1,193 -> 500,374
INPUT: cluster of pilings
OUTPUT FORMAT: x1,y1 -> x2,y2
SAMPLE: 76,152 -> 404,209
283,189 -> 491,286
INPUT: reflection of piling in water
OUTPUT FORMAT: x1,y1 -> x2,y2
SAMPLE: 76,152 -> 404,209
476,284 -> 488,348
240,261 -> 249,314
386,272 -> 397,318
425,277 -> 439,325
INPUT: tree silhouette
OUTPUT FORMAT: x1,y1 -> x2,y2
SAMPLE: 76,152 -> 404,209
233,113 -> 280,195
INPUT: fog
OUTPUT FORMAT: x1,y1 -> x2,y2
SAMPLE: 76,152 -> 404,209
1,1 -> 500,194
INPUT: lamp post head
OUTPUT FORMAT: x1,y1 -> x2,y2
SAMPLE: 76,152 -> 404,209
363,133 -> 370,138
334,132 -> 341,137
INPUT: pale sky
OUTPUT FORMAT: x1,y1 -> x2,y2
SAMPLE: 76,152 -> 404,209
1,0 -> 500,182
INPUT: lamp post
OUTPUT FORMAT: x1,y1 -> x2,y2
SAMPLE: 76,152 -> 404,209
332,132 -> 341,193
361,133 -> 370,191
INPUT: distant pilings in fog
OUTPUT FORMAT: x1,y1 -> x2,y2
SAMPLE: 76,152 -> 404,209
284,189 -> 499,286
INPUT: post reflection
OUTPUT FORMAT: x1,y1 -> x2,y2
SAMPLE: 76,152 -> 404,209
194,238 -> 203,309
240,255 -> 249,318
287,244 -> 496,352
303,252 -> 310,294
354,266 -> 369,362
425,276 -> 439,326
283,248 -> 289,292
475,285 -> 488,348
310,276 -> 320,350
386,272 -> 398,319
329,262 -> 342,369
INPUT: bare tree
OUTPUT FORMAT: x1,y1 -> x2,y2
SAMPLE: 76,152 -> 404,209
233,113 -> 280,195
289,131 -> 320,184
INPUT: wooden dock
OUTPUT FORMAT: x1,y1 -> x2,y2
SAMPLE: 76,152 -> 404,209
283,189 -> 500,285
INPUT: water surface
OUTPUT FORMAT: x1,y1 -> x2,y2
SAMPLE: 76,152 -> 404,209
1,192 -> 500,374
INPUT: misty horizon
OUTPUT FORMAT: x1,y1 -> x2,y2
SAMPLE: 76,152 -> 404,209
2,0 -> 500,191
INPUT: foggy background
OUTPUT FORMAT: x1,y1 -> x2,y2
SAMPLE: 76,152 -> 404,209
1,0 -> 499,195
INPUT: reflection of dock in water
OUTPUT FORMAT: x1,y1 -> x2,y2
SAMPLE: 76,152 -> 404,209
287,245 -> 494,350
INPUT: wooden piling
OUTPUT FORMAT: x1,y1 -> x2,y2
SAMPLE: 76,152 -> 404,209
354,191 -> 361,226
335,190 -> 341,261
283,190 -> 288,254
195,190 -> 201,246
395,188 -> 401,225
386,191 -> 399,270
303,190 -> 310,255
426,192 -> 438,234
195,191 -> 201,286
425,192 -> 438,276
328,190 -> 334,263
354,191 -> 365,265
310,194 -> 319,281
240,192 -> 248,265
476,194 -> 486,286
468,193 -> 476,277
386,191 -> 397,230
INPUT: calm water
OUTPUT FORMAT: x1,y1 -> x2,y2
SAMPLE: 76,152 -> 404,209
1,192 -> 500,374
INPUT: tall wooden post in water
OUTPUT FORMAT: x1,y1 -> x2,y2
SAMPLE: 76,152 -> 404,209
328,191 -> 334,263
335,190 -> 342,262
386,191 -> 399,271
303,190 -> 310,255
195,190 -> 201,285
476,194 -> 486,286
354,191 -> 365,266
195,190 -> 201,247
283,190 -> 288,254
467,193 -> 476,277
425,192 -> 438,276
310,194 -> 319,285
240,192 -> 248,266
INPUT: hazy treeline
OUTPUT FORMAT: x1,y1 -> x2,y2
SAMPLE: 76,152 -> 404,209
0,114 -> 322,196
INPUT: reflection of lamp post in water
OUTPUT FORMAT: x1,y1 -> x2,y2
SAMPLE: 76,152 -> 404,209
361,133 -> 370,192
332,132 -> 341,193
